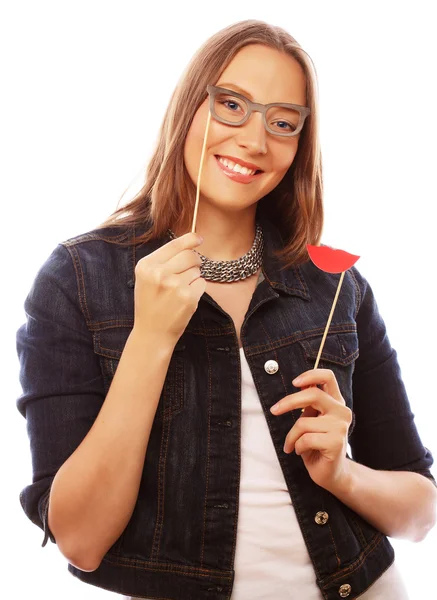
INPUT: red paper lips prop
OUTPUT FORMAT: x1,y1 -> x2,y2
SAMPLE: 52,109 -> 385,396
306,245 -> 360,274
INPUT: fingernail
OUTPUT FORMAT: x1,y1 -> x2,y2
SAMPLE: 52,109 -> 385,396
197,235 -> 204,244
270,403 -> 280,414
292,376 -> 302,386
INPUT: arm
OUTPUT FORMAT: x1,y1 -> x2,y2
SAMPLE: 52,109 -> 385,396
273,268 -> 436,542
48,328 -> 174,571
328,460 -> 437,542
347,268 -> 436,540
17,244 -> 175,572
275,368 -> 437,543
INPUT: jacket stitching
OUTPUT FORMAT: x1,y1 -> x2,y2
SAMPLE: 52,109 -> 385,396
229,334 -> 242,573
89,320 -> 134,331
62,230 -> 132,246
183,324 -> 356,346
200,314 -> 212,568
63,244 -> 92,325
246,324 -> 357,355
348,268 -> 361,319
259,319 -> 290,408
131,226 -> 137,283
349,513 -> 367,548
150,405 -> 172,560
326,518 -> 341,570
302,345 -> 359,367
321,533 -> 383,586
101,555 -> 233,579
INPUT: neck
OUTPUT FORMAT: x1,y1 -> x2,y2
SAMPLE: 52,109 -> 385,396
174,207 -> 258,261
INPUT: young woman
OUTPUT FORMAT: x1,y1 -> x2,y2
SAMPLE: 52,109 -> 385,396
16,19 -> 436,600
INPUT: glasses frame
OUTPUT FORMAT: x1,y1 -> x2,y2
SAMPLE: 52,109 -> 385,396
206,85 -> 311,138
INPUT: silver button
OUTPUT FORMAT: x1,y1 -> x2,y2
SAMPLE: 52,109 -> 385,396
264,359 -> 279,375
339,583 -> 352,598
315,511 -> 329,525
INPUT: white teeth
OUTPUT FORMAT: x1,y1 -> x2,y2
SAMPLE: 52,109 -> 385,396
218,156 -> 257,176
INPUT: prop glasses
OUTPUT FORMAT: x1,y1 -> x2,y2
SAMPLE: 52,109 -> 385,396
206,85 -> 311,137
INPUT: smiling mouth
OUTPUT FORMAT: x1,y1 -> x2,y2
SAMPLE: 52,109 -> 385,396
214,155 -> 263,176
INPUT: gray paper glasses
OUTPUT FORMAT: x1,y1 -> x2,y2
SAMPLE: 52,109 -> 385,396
206,85 -> 310,137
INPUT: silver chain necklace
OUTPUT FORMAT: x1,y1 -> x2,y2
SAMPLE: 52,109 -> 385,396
167,223 -> 264,283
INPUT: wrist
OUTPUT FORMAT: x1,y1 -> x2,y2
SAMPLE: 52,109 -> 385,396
127,327 -> 176,359
325,457 -> 356,500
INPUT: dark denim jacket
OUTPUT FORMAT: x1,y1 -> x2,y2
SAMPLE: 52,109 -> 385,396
16,215 -> 435,600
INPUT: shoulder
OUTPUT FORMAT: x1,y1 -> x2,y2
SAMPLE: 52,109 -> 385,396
28,224 -> 135,299
296,259 -> 369,320
60,223 -> 134,249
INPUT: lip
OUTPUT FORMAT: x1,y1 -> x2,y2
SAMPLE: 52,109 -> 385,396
306,245 -> 360,273
214,155 -> 263,184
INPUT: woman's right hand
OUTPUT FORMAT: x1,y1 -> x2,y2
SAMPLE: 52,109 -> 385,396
133,232 -> 207,344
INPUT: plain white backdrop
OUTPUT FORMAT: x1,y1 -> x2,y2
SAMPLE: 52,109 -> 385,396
2,1 -> 436,598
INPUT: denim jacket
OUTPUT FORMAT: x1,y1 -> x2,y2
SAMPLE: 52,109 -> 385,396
16,215 -> 435,600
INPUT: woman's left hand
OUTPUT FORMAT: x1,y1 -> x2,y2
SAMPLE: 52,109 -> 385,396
270,369 -> 353,493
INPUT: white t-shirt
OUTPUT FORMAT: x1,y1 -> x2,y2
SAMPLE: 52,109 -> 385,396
229,348 -> 409,599
122,348 -> 409,600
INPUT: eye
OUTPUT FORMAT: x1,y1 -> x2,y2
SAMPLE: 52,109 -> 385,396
221,99 -> 243,112
271,120 -> 296,132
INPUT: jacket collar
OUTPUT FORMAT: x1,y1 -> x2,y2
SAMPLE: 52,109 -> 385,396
128,215 -> 310,301
257,214 -> 310,301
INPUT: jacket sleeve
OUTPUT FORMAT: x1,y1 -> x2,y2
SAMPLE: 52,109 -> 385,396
349,267 -> 435,485
16,243 -> 106,546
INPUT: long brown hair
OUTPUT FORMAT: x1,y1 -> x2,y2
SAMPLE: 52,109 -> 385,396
96,19 -> 323,267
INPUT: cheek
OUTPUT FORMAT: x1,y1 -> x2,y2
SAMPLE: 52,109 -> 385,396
273,141 -> 299,174
184,104 -> 210,175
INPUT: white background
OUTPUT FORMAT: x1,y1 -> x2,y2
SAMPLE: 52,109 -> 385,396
1,1 -> 436,598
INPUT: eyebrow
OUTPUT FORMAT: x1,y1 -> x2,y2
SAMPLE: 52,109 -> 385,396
216,83 -> 255,100
214,83 -> 301,107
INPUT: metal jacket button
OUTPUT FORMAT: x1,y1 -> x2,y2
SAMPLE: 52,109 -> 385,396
264,359 -> 279,374
315,511 -> 329,525
339,583 -> 352,597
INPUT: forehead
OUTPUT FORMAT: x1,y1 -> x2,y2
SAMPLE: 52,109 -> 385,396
216,44 -> 307,106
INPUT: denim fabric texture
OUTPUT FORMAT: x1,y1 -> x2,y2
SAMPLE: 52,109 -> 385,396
16,214 -> 435,600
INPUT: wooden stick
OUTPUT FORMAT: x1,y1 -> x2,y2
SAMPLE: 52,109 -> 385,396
191,110 -> 212,234
314,270 -> 346,370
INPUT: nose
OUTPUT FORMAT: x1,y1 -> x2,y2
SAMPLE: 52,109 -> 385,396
236,110 -> 267,155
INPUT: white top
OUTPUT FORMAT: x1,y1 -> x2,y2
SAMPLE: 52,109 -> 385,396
230,348 -> 409,599
122,348 -> 409,600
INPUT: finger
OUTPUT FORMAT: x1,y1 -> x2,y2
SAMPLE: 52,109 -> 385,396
155,266 -> 203,290
270,387 -> 339,416
294,433 -> 329,456
177,265 -> 203,287
292,369 -> 344,404
301,404 -> 319,418
149,232 -> 204,265
283,416 -> 329,453
164,248 -> 203,274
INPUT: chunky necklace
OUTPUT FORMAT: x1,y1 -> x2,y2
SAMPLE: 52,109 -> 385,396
167,223 -> 264,283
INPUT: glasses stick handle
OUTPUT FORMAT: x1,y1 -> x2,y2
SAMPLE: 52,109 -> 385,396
191,110 -> 212,234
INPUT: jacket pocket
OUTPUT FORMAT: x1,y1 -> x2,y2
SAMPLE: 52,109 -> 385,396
299,331 -> 359,369
93,325 -> 185,422
298,330 -> 359,434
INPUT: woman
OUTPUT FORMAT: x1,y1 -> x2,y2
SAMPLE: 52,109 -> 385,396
16,19 -> 436,600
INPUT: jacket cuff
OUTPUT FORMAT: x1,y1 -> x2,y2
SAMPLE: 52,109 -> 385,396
39,487 -> 56,547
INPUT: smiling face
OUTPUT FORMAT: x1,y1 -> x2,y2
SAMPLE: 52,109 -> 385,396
183,44 -> 307,214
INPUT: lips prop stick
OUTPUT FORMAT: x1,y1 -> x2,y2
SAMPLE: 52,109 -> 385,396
191,111 -> 212,233
307,245 -> 360,369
